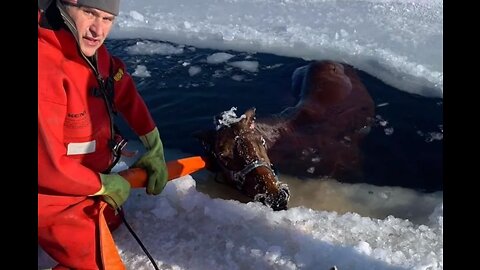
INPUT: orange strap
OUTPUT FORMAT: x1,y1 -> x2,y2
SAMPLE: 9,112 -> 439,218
98,202 -> 126,270
119,156 -> 207,188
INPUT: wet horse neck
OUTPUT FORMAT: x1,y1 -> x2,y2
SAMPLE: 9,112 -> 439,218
255,116 -> 291,148
253,103 -> 329,148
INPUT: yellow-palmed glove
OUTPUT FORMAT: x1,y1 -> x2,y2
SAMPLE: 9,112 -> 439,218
133,127 -> 169,195
92,173 -> 131,209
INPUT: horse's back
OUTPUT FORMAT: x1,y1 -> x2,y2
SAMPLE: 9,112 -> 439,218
266,60 -> 375,181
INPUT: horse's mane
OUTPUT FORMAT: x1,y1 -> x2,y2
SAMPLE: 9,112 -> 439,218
255,116 -> 290,148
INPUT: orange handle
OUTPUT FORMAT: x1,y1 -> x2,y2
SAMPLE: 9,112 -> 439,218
118,168 -> 148,188
119,156 -> 207,188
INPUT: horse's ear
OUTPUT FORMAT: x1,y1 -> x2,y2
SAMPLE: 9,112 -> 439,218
291,64 -> 308,101
245,107 -> 256,118
241,107 -> 256,128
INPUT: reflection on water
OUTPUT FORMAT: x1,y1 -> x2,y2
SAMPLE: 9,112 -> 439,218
193,170 -> 442,226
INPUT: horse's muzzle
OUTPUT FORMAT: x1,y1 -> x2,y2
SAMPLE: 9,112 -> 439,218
256,184 -> 290,211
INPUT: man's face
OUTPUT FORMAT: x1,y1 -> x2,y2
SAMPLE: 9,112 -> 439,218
65,5 -> 115,57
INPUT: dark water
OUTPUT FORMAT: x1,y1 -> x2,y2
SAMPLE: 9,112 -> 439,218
106,39 -> 443,193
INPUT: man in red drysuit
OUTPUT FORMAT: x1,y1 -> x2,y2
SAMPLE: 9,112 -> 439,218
38,0 -> 168,269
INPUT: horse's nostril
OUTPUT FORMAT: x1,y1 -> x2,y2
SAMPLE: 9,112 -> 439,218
277,188 -> 290,210
272,200 -> 288,211
281,186 -> 290,197
268,189 -> 290,211
253,193 -> 266,204
279,185 -> 291,202
254,183 -> 290,211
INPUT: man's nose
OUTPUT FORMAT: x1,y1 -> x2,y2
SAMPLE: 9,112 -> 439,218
90,20 -> 104,37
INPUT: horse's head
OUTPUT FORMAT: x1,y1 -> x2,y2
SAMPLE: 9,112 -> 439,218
303,60 -> 353,106
196,107 -> 290,211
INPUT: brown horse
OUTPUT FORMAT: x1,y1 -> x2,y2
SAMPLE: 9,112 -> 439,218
197,60 -> 374,209
197,108 -> 290,211
258,60 -> 375,180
